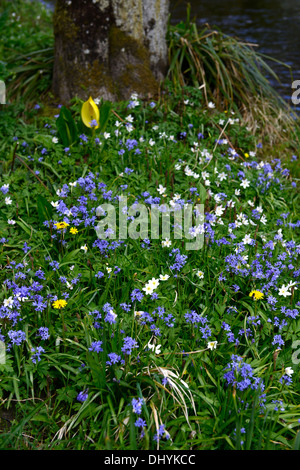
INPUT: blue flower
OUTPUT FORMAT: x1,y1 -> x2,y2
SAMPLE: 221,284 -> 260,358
89,341 -> 103,353
77,390 -> 88,402
131,397 -> 144,414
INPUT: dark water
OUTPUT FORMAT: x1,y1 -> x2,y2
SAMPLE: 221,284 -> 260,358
42,0 -> 300,108
170,0 -> 300,108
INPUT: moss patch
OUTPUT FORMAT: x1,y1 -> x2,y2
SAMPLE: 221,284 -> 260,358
109,25 -> 158,99
53,2 -> 79,41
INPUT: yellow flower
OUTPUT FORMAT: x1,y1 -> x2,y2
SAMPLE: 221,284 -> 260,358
70,227 -> 78,235
249,290 -> 264,301
81,96 -> 100,129
52,299 -> 67,309
244,153 -> 249,158
54,221 -> 69,230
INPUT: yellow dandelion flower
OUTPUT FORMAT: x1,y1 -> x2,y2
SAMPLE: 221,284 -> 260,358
54,222 -> 69,230
70,227 -> 78,235
52,299 -> 67,309
244,153 -> 249,158
249,290 -> 264,301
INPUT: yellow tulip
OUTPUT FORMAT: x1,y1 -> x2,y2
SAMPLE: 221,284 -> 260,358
81,96 -> 100,129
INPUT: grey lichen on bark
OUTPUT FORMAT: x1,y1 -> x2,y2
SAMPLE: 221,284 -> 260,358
52,0 -> 169,103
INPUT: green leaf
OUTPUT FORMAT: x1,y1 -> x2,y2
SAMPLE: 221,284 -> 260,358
198,182 -> 207,202
99,101 -> 112,133
293,430 -> 300,450
37,194 -> 53,226
56,106 -> 78,147
129,413 -> 137,450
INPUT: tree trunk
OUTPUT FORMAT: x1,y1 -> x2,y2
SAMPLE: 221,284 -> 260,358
52,0 -> 169,103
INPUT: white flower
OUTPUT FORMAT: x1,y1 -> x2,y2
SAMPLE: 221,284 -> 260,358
80,244 -> 88,253
125,123 -> 134,132
142,284 -> 154,295
149,138 -> 155,146
103,132 -> 110,139
260,214 -> 267,225
106,266 -> 112,273
215,206 -> 225,217
109,309 -> 117,322
285,367 -> 294,377
286,281 -> 298,290
8,219 -> 16,225
126,114 -> 134,123
175,163 -> 181,170
134,310 -> 144,317
207,341 -> 218,350
147,277 -> 160,290
243,234 -> 253,245
185,167 -> 194,176
235,189 -> 241,196
5,197 -> 12,205
208,101 -> 215,109
3,296 -> 14,309
196,270 -> 204,279
157,184 -> 166,195
159,131 -> 167,139
162,239 -> 172,247
278,284 -> 291,297
193,224 -> 205,235
218,172 -> 227,181
240,179 -> 250,189
130,92 -> 138,100
159,274 -> 170,281
15,294 -> 28,302
52,137 -> 59,144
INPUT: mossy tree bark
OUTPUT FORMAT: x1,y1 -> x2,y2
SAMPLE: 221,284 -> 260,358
52,0 -> 169,103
